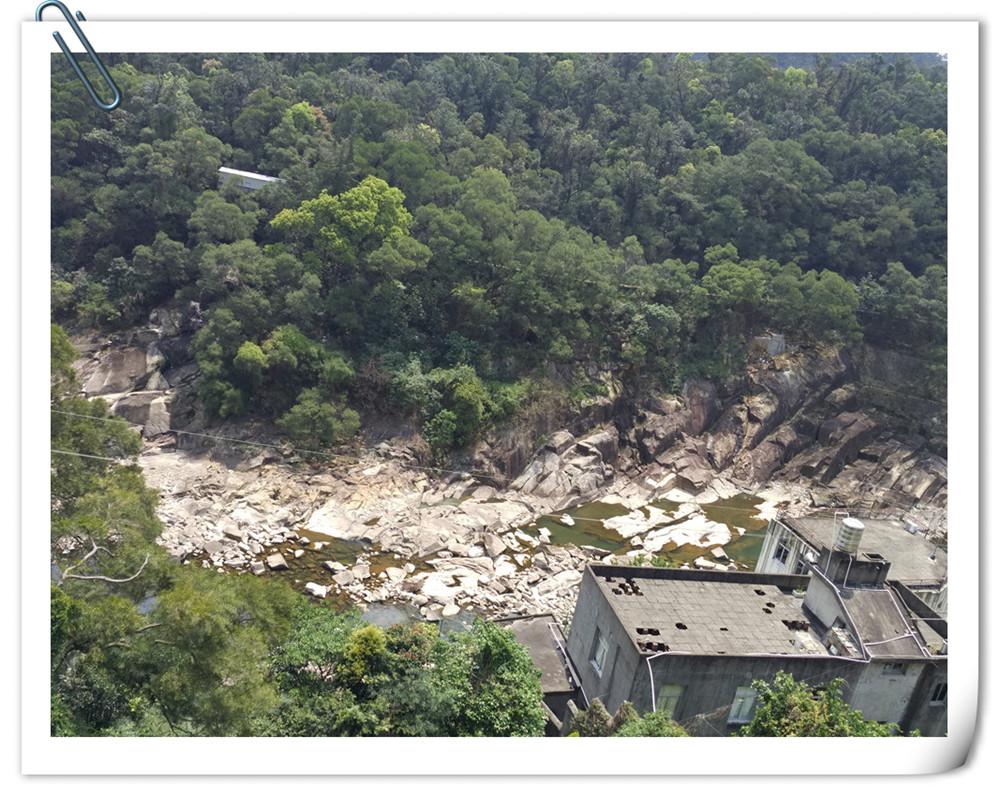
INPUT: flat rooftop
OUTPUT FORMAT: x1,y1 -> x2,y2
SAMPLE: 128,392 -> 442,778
840,587 -> 927,659
782,516 -> 947,586
589,566 -> 838,658
496,613 -> 578,695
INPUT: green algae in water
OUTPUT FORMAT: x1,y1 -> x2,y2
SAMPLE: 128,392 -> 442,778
647,498 -> 682,516
651,493 -> 768,569
721,529 -> 766,567
525,499 -> 635,553
702,493 -> 768,532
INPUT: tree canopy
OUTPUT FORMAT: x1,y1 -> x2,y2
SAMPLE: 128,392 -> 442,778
51,51 -> 946,453
738,671 -> 908,737
51,324 -> 544,737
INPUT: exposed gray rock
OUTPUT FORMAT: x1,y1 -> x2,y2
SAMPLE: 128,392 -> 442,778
545,430 -> 576,455
220,519 -> 246,542
482,532 -> 506,559
83,347 -> 155,396
204,539 -> 225,555
579,428 -> 619,463
111,391 -> 173,438
266,553 -> 288,571
333,570 -> 356,587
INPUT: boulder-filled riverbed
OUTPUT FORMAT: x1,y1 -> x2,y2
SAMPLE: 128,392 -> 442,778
140,441 -> 794,625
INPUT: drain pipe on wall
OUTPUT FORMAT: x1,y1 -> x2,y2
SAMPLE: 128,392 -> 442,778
547,622 -> 590,705
645,651 -> 673,711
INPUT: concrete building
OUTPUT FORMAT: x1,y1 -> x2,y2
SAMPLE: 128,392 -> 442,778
565,554 -> 947,736
217,166 -> 284,191
495,613 -> 582,736
756,513 -> 947,615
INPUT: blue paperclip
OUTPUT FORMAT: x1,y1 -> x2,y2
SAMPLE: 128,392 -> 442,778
36,1 -> 121,111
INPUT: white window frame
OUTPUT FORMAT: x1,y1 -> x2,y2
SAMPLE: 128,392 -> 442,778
728,686 -> 757,725
590,630 -> 610,678
773,537 -> 791,565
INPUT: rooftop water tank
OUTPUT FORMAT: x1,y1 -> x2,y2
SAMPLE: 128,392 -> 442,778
834,516 -> 865,555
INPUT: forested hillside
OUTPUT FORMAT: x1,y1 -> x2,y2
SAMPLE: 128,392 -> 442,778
51,52 -> 947,455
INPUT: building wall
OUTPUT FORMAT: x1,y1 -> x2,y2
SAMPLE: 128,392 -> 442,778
803,572 -> 847,630
901,659 -> 948,736
633,653 -> 866,736
565,567 -> 643,714
848,659 -> 927,725
756,519 -> 812,576
913,585 -> 948,616
567,564 -> 948,737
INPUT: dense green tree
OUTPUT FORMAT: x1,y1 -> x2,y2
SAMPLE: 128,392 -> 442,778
738,671 -> 906,737
433,619 -> 546,736
278,387 -> 360,447
52,51 -> 947,455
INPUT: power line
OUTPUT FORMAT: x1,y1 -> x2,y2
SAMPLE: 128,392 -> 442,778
51,448 -> 126,463
50,407 -> 499,480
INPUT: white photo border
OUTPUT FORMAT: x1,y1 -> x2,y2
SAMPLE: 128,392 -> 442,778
21,19 -> 979,775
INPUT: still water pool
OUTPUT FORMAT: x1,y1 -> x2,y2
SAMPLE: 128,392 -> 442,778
520,493 -> 768,569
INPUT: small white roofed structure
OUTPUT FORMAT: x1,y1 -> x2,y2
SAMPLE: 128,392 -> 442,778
218,166 -> 284,191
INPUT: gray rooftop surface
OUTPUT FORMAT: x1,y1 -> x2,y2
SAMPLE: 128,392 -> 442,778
841,588 -> 927,658
496,614 -> 577,695
783,516 -> 947,586
594,572 -> 834,658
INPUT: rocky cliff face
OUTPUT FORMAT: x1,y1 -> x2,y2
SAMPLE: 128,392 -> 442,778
67,310 -> 948,623
72,301 -> 204,440
467,344 -> 945,517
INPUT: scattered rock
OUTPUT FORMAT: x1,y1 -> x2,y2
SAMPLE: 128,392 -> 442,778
483,532 -> 506,558
384,566 -> 406,582
266,553 -> 288,571
333,570 -> 356,587
352,563 -> 371,580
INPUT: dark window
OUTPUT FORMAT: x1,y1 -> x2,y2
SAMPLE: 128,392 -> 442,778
728,687 -> 756,724
590,629 -> 610,677
774,538 -> 790,565
929,682 -> 947,705
881,662 -> 906,676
